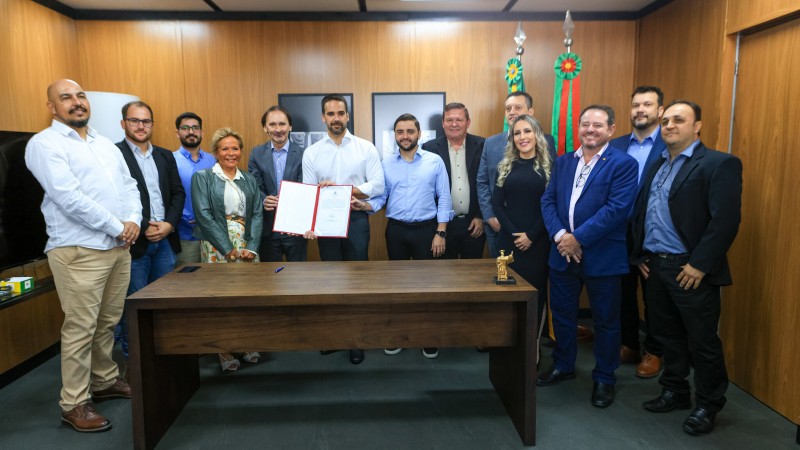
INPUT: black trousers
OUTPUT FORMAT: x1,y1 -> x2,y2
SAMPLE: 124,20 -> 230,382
385,218 -> 436,260
444,215 -> 486,259
620,267 -> 662,355
259,234 -> 307,262
317,211 -> 370,261
646,253 -> 728,411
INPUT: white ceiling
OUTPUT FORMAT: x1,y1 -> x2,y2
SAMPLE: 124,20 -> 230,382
53,0 -> 661,14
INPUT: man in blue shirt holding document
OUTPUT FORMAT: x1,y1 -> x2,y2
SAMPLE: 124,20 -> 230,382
352,113 -> 453,359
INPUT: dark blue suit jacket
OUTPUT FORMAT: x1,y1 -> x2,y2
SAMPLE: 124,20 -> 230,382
541,146 -> 638,277
609,129 -> 666,194
116,141 -> 185,259
247,141 -> 304,238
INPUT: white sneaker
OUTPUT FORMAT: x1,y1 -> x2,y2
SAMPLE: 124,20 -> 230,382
422,348 -> 439,359
384,348 -> 403,355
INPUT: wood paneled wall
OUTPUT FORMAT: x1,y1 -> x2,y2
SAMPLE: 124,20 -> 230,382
0,0 -> 78,132
635,0 -> 727,146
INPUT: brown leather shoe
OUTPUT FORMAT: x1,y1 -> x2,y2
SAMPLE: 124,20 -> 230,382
620,345 -> 641,364
61,402 -> 112,432
92,378 -> 131,401
576,325 -> 594,342
636,352 -> 663,378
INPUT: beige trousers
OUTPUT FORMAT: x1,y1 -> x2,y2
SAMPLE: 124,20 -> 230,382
48,246 -> 131,411
175,239 -> 201,267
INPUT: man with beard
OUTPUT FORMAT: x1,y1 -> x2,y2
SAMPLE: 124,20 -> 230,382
631,100 -> 741,436
115,101 -> 185,360
302,94 -> 384,365
422,103 -> 486,259
478,91 -> 555,257
352,113 -> 452,359
539,105 -> 638,409
173,112 -> 215,266
25,79 -> 142,432
609,86 -> 667,378
248,105 -> 306,261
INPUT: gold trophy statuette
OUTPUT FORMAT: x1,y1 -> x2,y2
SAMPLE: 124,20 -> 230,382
495,250 -> 517,285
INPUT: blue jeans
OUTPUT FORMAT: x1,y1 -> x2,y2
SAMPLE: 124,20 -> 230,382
117,240 -> 176,358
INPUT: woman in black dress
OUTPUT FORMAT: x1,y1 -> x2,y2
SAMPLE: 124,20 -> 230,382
492,114 -> 553,338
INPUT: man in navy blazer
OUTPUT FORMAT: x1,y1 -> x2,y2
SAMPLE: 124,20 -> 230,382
478,91 -> 556,257
609,86 -> 667,378
630,101 -> 741,436
539,105 -> 638,408
422,102 -> 485,259
115,101 -> 185,359
248,105 -> 306,261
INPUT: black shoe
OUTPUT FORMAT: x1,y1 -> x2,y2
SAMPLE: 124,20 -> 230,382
591,382 -> 615,408
320,350 -> 339,355
536,366 -> 576,386
349,349 -> 364,365
683,407 -> 716,436
643,390 -> 692,412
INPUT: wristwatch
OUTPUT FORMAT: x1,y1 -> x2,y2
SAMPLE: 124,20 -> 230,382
436,230 -> 447,238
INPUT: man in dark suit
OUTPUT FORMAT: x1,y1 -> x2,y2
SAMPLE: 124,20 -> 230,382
115,101 -> 185,360
539,105 -> 638,409
478,91 -> 556,258
421,102 -> 485,259
609,86 -> 667,378
631,100 -> 741,436
248,105 -> 306,261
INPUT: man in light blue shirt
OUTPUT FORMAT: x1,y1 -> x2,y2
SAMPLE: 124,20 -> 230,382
173,112 -> 215,266
353,113 -> 452,359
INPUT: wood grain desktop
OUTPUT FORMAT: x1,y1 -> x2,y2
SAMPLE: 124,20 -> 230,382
127,260 -> 538,449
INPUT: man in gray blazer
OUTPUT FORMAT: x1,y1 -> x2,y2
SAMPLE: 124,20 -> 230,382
248,105 -> 306,261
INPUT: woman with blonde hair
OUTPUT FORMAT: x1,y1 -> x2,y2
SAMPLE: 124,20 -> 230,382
492,114 -> 552,338
192,127 -> 263,371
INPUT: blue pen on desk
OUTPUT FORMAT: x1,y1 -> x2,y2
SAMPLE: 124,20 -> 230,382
275,266 -> 285,273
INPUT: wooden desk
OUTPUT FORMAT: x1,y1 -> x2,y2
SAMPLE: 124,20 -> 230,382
127,259 -> 537,449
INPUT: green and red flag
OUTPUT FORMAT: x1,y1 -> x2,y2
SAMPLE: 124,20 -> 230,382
504,57 -> 525,132
551,52 -> 582,155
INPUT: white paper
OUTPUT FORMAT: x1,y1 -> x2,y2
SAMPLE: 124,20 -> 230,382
272,182 -> 352,237
313,185 -> 352,237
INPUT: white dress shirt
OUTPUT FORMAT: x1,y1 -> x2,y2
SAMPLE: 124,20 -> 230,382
25,120 -> 142,252
554,143 -> 609,242
302,130 -> 384,199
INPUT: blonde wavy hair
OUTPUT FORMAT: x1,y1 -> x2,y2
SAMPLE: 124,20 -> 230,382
496,115 -> 552,187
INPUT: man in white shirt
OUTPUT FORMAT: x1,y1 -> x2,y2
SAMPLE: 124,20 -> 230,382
25,79 -> 142,433
301,94 -> 384,365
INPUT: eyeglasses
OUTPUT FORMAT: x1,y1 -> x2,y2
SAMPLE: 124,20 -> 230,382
656,161 -> 675,190
179,125 -> 202,132
125,118 -> 154,128
575,163 -> 591,188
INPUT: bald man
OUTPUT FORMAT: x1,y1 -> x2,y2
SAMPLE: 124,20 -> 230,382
25,79 -> 142,432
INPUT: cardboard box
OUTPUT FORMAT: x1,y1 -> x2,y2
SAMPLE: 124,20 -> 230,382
1,277 -> 34,294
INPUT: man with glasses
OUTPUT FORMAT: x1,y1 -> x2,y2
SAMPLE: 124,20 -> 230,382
173,112 -> 215,265
422,102 -> 486,259
539,105 -> 638,409
115,101 -> 185,361
630,100 -> 741,436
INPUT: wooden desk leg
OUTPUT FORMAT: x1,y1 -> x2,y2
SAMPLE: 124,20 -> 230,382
489,297 -> 537,446
129,308 -> 199,450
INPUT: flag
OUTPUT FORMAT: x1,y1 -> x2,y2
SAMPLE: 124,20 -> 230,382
504,57 -> 525,132
551,52 -> 582,155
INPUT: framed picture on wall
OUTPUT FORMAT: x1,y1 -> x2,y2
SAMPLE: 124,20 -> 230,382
278,93 -> 354,148
372,92 -> 446,160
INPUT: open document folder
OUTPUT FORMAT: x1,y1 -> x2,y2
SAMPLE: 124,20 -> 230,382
272,181 -> 352,238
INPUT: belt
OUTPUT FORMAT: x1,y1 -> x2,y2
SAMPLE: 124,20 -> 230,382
388,218 -> 436,229
453,214 -> 468,220
225,214 -> 245,225
649,252 -> 689,260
